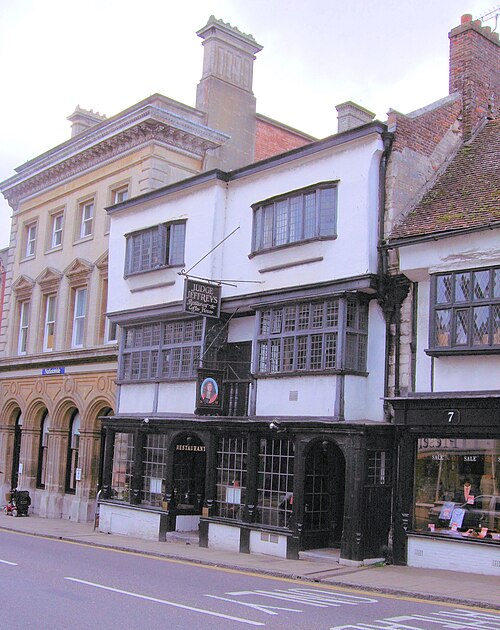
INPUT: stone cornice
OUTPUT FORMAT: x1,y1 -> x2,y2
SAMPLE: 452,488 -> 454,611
1,100 -> 230,206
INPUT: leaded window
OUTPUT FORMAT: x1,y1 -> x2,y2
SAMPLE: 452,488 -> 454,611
111,432 -> 135,502
252,182 -> 337,253
431,266 -> 500,350
256,438 -> 294,527
124,221 -> 186,276
215,436 -> 247,519
257,297 -> 368,374
120,319 -> 203,382
367,451 -> 391,485
142,434 -> 168,507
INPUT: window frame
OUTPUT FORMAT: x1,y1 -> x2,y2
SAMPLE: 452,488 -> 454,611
50,211 -> 64,249
255,296 -> 368,376
24,221 -> 37,258
119,318 -> 203,383
124,220 -> 186,277
71,287 -> 88,348
429,266 -> 500,354
18,301 -> 30,355
42,294 -> 57,352
78,199 -> 95,240
36,412 -> 50,489
251,181 -> 338,255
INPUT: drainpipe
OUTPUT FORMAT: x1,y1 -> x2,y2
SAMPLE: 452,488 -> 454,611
377,132 -> 394,420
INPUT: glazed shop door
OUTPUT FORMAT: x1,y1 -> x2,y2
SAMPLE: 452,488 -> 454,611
172,435 -> 206,512
303,440 -> 345,549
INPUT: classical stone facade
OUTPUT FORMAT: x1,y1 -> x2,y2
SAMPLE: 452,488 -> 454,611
0,17 -> 313,522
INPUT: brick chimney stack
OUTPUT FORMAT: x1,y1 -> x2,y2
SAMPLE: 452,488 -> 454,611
449,14 -> 500,139
196,16 -> 263,170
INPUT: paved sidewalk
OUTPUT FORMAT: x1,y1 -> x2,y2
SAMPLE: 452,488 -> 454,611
1,513 -> 499,609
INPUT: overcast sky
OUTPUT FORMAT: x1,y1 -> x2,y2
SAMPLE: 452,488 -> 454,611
0,0 -> 494,249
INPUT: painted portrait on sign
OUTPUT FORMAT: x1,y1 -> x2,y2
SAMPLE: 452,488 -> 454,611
200,377 -> 218,405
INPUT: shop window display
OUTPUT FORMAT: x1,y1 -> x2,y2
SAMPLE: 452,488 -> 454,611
414,438 -> 500,541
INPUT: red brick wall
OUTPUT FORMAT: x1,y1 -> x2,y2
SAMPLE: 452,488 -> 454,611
254,118 -> 313,161
390,98 -> 462,157
449,15 -> 500,139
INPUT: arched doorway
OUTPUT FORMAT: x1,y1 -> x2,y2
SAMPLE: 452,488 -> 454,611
11,411 -> 23,489
171,433 -> 206,513
303,439 -> 346,549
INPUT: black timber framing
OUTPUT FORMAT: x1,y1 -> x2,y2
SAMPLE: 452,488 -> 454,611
100,415 -> 394,562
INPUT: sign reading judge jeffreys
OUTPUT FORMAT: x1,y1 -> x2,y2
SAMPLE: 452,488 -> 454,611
183,278 -> 221,319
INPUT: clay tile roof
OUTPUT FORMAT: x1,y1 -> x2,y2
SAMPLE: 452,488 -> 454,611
389,118 -> 500,243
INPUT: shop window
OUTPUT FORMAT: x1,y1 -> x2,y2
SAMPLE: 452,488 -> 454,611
120,319 -> 203,382
257,297 -> 368,374
431,266 -> 500,351
215,436 -> 247,520
65,413 -> 80,493
256,438 -> 294,527
124,221 -> 186,276
111,432 -> 135,502
36,412 -> 50,489
142,434 -> 168,507
414,438 -> 500,541
251,182 -> 337,254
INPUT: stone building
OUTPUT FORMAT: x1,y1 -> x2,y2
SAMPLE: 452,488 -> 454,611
0,17 -> 313,522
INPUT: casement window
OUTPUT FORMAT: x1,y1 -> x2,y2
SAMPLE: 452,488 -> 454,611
215,436 -> 248,519
124,221 -> 186,276
71,287 -> 87,348
256,438 -> 294,527
37,412 -> 50,489
51,212 -> 64,248
65,413 -> 80,493
111,432 -> 135,501
25,222 -> 37,258
120,319 -> 202,382
256,296 -> 368,375
79,200 -> 94,239
43,294 -> 56,352
431,266 -> 500,351
141,434 -> 168,507
18,301 -> 30,355
251,182 -> 337,254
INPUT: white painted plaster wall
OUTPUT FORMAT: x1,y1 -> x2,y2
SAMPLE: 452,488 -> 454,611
157,381 -> 197,414
256,374 -> 336,416
208,522 -> 241,551
407,536 -> 500,576
344,302 -> 386,421
249,530 -> 288,558
227,316 -> 254,342
433,355 -> 500,391
99,504 -> 161,540
118,383 -> 157,414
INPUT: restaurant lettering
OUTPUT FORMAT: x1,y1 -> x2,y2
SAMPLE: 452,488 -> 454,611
176,444 -> 206,452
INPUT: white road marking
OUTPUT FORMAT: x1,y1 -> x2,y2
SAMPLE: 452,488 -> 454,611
329,608 -> 500,629
227,588 -> 377,608
64,577 -> 264,626
206,594 -> 302,615
0,559 -> 17,565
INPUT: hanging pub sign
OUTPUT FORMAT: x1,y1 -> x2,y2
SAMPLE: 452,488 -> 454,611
195,368 -> 225,415
183,278 -> 221,319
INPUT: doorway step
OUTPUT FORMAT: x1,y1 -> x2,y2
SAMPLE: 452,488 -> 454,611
165,530 -> 199,545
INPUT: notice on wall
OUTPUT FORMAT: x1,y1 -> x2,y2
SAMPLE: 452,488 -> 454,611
183,278 -> 221,319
